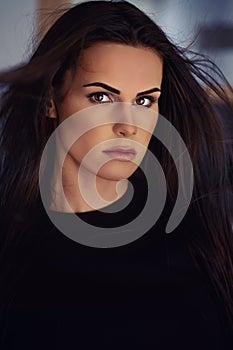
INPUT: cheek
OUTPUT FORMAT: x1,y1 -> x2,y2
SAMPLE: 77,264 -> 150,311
139,130 -> 153,145
68,126 -> 111,160
56,97 -> 91,122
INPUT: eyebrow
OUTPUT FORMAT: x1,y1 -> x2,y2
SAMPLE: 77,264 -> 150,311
82,82 -> 161,97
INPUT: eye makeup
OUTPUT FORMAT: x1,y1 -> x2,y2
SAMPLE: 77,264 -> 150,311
86,91 -> 159,108
86,91 -> 114,104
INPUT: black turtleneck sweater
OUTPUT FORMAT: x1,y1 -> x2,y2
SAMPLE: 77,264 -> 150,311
0,178 -> 232,349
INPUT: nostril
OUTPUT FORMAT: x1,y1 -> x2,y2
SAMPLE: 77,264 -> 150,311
113,123 -> 137,137
119,131 -> 126,136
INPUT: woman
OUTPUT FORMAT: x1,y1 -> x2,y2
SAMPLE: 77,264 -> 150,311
0,1 -> 232,348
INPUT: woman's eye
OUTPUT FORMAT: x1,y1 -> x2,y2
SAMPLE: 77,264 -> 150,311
135,96 -> 156,108
87,92 -> 112,104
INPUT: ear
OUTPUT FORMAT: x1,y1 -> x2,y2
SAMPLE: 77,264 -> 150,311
46,99 -> 57,119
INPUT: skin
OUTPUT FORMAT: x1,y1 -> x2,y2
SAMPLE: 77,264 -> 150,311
48,43 -> 163,212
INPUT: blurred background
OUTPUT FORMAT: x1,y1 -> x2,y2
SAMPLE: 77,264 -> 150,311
0,0 -> 233,86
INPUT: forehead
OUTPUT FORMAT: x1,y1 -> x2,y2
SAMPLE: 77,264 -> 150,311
76,43 -> 163,90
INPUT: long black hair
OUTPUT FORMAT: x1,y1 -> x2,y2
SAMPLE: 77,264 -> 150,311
0,0 -> 232,330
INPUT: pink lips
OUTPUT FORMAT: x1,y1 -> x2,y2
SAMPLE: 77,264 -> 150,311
103,147 -> 136,161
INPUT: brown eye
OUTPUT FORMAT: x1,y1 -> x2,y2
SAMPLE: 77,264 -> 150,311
88,92 -> 112,103
136,97 -> 145,105
135,96 -> 155,108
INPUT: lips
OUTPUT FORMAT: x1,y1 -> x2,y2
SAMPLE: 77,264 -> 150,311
102,147 -> 136,161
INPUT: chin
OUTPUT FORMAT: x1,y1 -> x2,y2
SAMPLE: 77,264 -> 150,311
97,160 -> 138,181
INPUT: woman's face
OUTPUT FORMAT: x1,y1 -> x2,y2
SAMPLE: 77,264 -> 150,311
50,43 -> 163,181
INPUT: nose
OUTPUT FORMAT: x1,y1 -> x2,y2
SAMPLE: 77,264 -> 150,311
112,103 -> 138,137
113,123 -> 137,137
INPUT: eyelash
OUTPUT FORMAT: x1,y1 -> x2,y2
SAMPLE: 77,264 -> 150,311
134,96 -> 157,108
86,92 -> 158,108
87,92 -> 113,104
